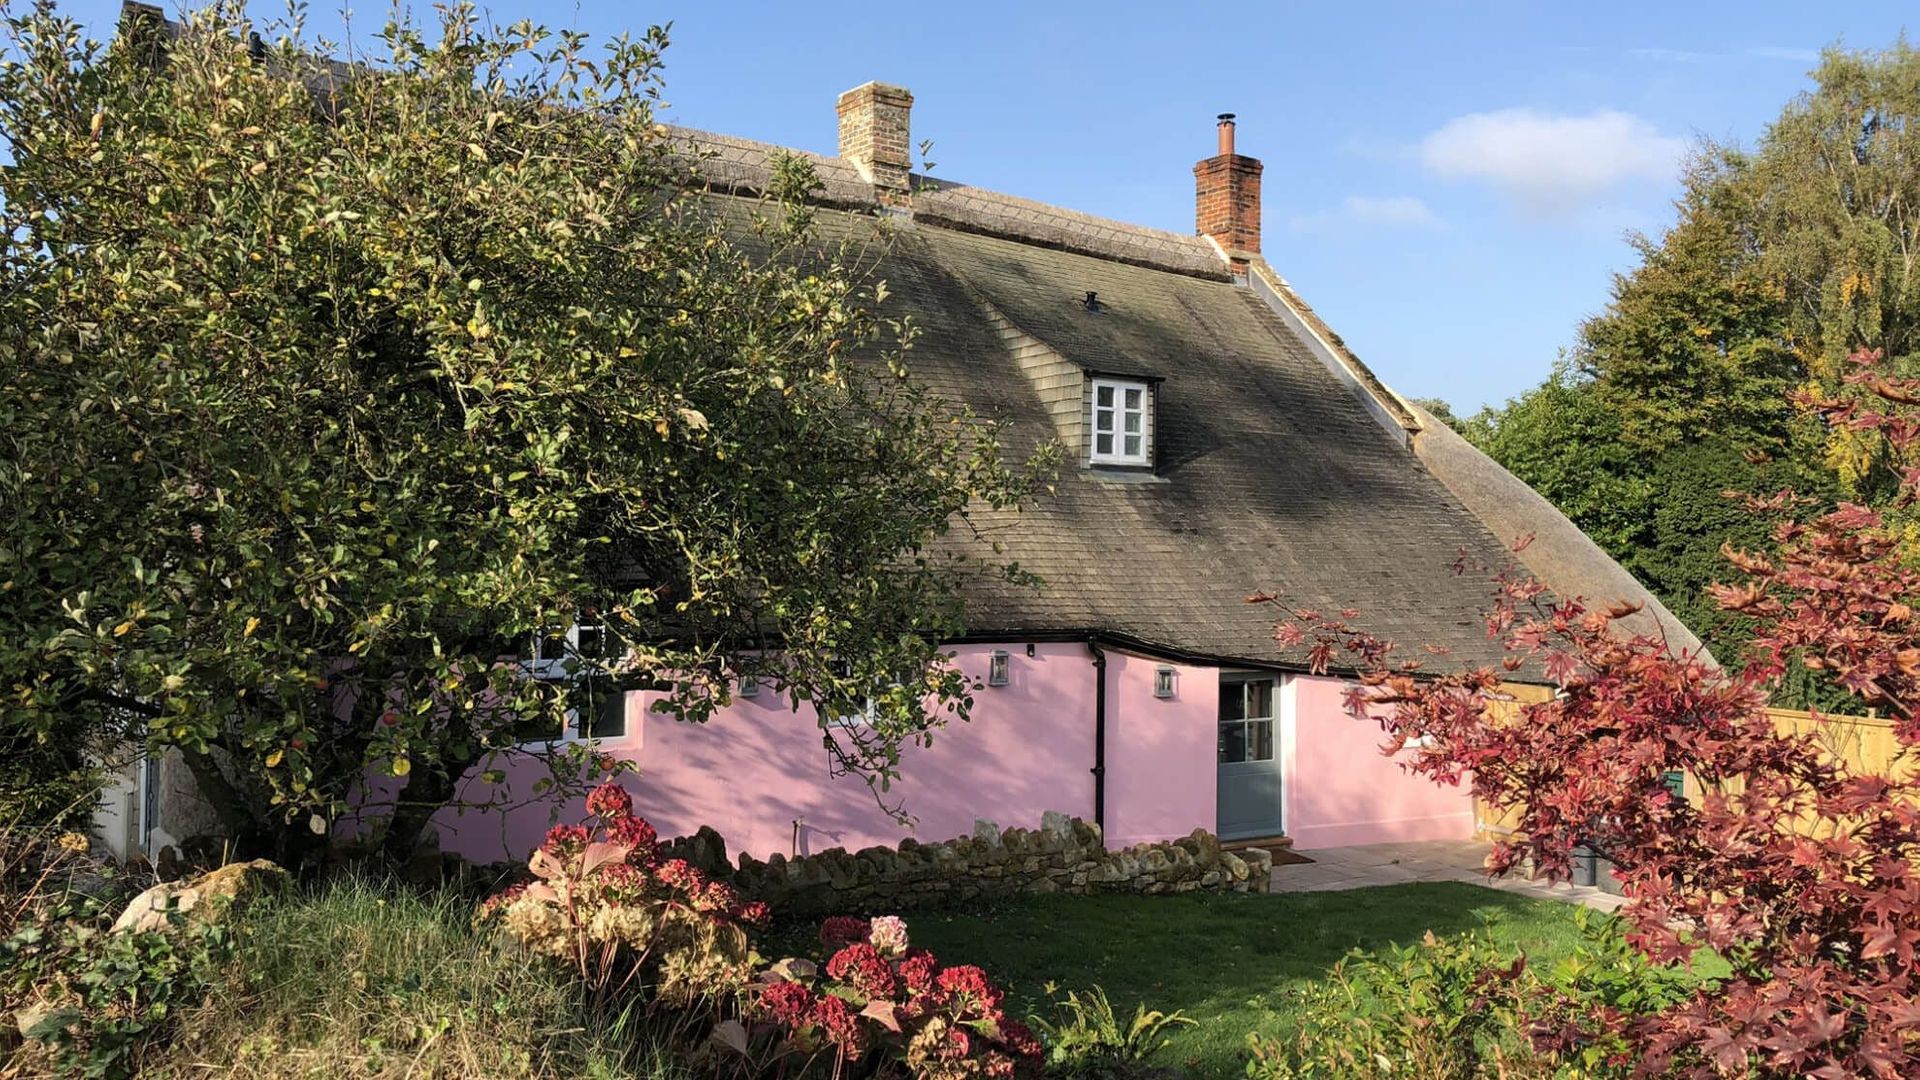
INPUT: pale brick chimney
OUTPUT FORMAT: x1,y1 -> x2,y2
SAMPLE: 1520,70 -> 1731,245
837,81 -> 914,201
1195,114 -> 1262,271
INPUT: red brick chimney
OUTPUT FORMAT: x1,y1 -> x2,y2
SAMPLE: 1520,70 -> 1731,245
837,81 -> 914,202
1194,114 -> 1262,271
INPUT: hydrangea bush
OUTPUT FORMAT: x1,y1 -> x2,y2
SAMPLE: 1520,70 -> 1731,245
478,783 -> 769,1003
483,787 -> 1039,1078
744,915 -> 1042,1079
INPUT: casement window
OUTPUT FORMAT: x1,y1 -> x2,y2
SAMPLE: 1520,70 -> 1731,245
1089,377 -> 1150,466
518,616 -> 628,743
1218,675 -> 1277,763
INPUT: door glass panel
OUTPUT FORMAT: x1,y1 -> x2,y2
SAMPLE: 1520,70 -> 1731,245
1245,679 -> 1274,719
1218,722 -> 1248,763
1219,685 -> 1246,722
1249,719 -> 1274,761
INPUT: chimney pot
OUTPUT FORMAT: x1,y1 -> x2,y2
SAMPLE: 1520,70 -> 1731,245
1195,114 -> 1262,267
837,81 -> 915,202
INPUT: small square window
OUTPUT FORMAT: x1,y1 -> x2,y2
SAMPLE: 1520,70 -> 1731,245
739,675 -> 762,698
1089,377 -> 1151,466
987,650 -> 1010,687
1153,665 -> 1176,699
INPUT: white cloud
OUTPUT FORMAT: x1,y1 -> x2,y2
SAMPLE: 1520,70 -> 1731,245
1418,108 -> 1685,214
1290,195 -> 1444,232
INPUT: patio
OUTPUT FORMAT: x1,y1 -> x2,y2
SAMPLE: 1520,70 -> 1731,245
1269,839 -> 1627,912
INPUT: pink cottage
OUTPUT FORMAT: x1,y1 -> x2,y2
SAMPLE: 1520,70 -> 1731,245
400,89 -> 1701,867
94,75 -> 1701,867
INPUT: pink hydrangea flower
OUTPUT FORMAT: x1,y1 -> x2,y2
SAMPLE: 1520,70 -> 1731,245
867,914 -> 910,956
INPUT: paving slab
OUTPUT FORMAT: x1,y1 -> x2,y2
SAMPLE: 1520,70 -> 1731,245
1270,840 -> 1626,912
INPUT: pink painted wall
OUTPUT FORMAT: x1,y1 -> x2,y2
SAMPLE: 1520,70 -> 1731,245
430,643 -> 1221,864
1283,674 -> 1474,849
1102,651 -> 1216,847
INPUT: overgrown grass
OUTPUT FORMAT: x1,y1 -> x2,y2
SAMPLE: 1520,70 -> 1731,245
906,882 -> 1596,1079
147,876 -> 687,1080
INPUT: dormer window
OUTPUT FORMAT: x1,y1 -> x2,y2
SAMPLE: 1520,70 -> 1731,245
1090,377 -> 1151,466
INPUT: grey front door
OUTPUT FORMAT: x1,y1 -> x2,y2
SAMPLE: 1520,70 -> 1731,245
1216,674 -> 1283,840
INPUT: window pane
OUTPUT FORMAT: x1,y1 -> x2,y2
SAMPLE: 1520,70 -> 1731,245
1094,409 -> 1114,433
1123,435 -> 1142,457
576,624 -> 604,660
587,686 -> 627,739
1219,685 -> 1246,721
1218,722 -> 1248,764
1123,411 -> 1141,434
1096,385 -> 1114,407
1096,433 -> 1113,455
1245,679 -> 1274,719
1249,719 -> 1274,761
538,629 -> 568,662
1124,387 -> 1142,410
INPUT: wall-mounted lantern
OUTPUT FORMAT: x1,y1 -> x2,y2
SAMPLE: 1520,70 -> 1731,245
987,650 -> 1010,687
739,675 -> 762,698
1154,665 -> 1176,699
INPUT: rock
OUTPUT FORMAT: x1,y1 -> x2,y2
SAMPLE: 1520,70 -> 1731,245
1200,870 -> 1222,887
112,859 -> 288,935
973,819 -> 1002,848
1222,852 -> 1249,881
1040,810 -> 1075,843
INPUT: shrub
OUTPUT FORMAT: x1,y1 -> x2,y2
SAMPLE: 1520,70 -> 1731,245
6,896 -> 231,1080
1243,930 -> 1557,1080
478,783 -> 768,1006
738,915 -> 1043,1079
1027,984 -> 1193,1078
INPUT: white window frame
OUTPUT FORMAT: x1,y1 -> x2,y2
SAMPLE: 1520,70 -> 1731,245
1089,377 -> 1150,466
518,617 -> 629,745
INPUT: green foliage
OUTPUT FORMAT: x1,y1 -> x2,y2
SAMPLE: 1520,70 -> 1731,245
1579,151 -> 1795,455
0,2 -> 1036,861
1029,984 -> 1193,1077
1242,930 -> 1556,1080
1462,365 -> 1653,560
8,898 -> 233,1080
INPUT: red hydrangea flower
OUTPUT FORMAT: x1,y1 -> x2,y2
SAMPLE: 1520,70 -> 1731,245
597,861 -> 646,899
826,942 -> 897,999
607,814 -> 658,859
936,965 -> 1005,1017
733,900 -> 773,927
694,880 -> 740,914
540,823 -> 590,858
820,915 -> 870,952
897,949 -> 939,996
812,993 -> 868,1059
757,981 -> 817,1027
998,1018 -> 1043,1059
585,782 -> 633,820
655,858 -> 703,891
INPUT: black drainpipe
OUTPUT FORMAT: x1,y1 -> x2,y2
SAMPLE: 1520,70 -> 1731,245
1085,637 -> 1108,832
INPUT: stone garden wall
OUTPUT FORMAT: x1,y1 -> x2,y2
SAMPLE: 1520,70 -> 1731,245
659,810 -> 1272,918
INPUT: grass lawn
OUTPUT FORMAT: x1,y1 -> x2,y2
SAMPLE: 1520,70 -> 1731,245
905,882 -> 1592,1079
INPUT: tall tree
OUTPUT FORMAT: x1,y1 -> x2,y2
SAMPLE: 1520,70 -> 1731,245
0,4 -> 1038,861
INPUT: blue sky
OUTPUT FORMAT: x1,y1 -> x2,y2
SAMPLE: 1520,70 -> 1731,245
60,2 -> 1919,411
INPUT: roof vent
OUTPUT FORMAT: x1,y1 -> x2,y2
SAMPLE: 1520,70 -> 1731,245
1082,291 -> 1101,312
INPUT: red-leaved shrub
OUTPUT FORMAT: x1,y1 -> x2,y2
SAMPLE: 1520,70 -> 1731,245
1259,351 -> 1920,1078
